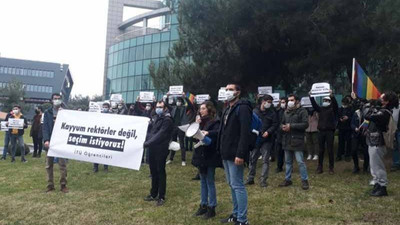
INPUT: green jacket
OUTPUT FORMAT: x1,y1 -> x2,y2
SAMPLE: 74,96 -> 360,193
281,105 -> 309,152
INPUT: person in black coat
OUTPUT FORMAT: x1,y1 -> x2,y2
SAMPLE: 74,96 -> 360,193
217,84 -> 252,225
337,97 -> 354,161
143,101 -> 174,206
30,106 -> 43,158
245,94 -> 278,187
192,101 -> 222,219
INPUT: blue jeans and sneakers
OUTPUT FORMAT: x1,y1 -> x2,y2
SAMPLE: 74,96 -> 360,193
10,134 -> 27,163
194,167 -> 217,219
221,160 -> 249,225
1,131 -> 10,160
279,150 -> 309,190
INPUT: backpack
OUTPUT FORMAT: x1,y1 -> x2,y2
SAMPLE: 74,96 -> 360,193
235,106 -> 263,148
383,109 -> 397,150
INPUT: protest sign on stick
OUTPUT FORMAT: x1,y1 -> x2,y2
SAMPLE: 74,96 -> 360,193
310,83 -> 331,97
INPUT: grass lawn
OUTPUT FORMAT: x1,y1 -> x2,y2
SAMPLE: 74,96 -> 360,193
0,150 -> 400,225
0,126 -> 33,147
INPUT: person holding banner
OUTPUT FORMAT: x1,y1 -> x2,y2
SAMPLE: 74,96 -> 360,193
1,111 -> 13,160
43,93 -> 68,193
93,102 -> 112,173
8,105 -> 28,163
310,90 -> 338,175
217,84 -> 251,225
143,101 -> 174,206
192,101 -> 222,219
30,106 -> 43,158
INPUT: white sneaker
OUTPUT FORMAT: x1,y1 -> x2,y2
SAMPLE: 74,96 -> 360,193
307,155 -> 312,160
166,160 -> 172,165
369,180 -> 375,186
312,155 -> 318,160
182,161 -> 186,166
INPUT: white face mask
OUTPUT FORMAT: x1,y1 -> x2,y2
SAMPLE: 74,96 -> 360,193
225,90 -> 236,102
322,102 -> 331,107
176,102 -> 182,107
287,101 -> 295,108
53,99 -> 62,106
118,105 -> 123,109
264,102 -> 271,109
13,109 -> 19,115
145,106 -> 151,111
111,102 -> 117,108
280,103 -> 286,108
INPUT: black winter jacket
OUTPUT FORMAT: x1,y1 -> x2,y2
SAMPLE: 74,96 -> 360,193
281,105 -> 309,152
254,107 -> 279,145
217,99 -> 252,161
337,107 -> 354,130
364,107 -> 390,147
310,96 -> 338,131
144,113 -> 174,150
8,114 -> 28,136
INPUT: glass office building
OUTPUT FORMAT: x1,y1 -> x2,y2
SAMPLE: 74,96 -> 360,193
104,0 -> 179,104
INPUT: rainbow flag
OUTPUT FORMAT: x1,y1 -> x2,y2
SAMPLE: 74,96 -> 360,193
352,58 -> 381,100
186,92 -> 195,104
359,120 -> 370,130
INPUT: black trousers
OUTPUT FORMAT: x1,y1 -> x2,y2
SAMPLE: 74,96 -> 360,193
338,129 -> 352,158
352,135 -> 369,170
276,141 -> 284,170
318,130 -> 335,170
169,127 -> 186,161
32,136 -> 43,156
149,147 -> 169,200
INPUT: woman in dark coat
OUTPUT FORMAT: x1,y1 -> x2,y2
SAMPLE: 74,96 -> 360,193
192,101 -> 222,219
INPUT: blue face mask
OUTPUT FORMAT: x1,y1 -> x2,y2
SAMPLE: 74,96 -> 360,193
155,108 -> 164,115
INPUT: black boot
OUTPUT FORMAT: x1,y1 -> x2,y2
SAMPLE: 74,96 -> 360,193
194,204 -> 207,216
370,184 -> 388,197
202,206 -> 216,219
370,183 -> 379,195
192,173 -> 200,181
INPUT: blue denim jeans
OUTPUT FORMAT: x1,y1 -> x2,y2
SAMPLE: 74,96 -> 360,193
200,167 -> 217,207
284,150 -> 308,181
2,131 -> 10,158
392,131 -> 400,167
10,134 -> 25,160
223,160 -> 248,223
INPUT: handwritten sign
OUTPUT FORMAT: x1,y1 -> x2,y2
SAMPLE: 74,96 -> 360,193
258,86 -> 273,95
110,94 -> 123,102
310,83 -> 330,97
139,92 -> 154,102
195,94 -> 210,104
8,118 -> 24,129
169,86 -> 184,95
218,88 -> 226,101
1,121 -> 8,131
301,97 -> 312,108
89,101 -> 103,113
271,93 -> 280,107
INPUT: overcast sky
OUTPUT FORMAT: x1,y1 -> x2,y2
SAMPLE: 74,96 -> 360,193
0,0 -> 109,97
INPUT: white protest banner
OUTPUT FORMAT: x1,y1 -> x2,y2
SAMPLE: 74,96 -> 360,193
271,93 -> 280,107
169,85 -> 184,95
139,92 -> 154,103
310,82 -> 331,97
301,97 -> 312,108
110,94 -> 123,102
195,94 -> 210,104
258,86 -> 273,95
218,87 -> 226,101
89,101 -> 103,113
8,118 -> 24,129
1,121 -> 8,131
47,110 -> 150,170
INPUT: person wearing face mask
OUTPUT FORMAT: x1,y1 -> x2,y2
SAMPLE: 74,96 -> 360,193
192,101 -> 222,219
143,101 -> 173,206
310,90 -> 338,175
93,102 -> 112,173
217,83 -> 252,225
1,110 -> 13,160
337,97 -> 354,162
8,105 -> 28,163
166,94 -> 197,166
245,95 -> 278,188
275,97 -> 287,173
30,106 -> 43,158
278,94 -> 310,190
134,96 -> 155,119
43,93 -> 68,193
117,101 -> 128,115
110,101 -> 118,114
305,107 -> 319,161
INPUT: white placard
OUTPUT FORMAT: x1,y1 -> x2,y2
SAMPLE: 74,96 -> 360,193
169,86 -> 184,95
310,83 -> 331,97
1,121 -> 8,131
89,101 -> 103,113
139,92 -> 155,103
258,86 -> 273,95
110,94 -> 123,102
195,94 -> 210,104
301,97 -> 312,108
218,88 -> 227,101
271,93 -> 280,107
8,118 -> 24,129
47,110 -> 150,170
